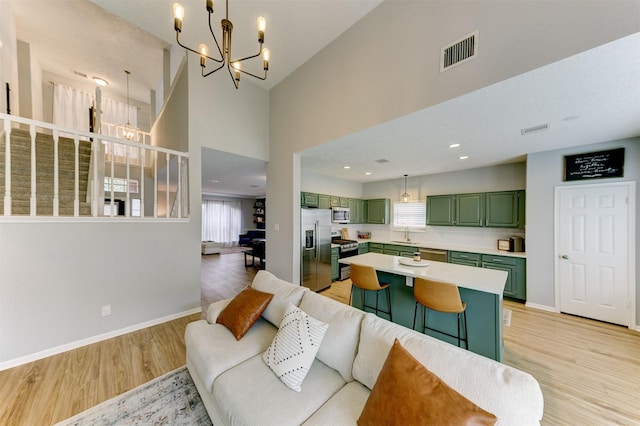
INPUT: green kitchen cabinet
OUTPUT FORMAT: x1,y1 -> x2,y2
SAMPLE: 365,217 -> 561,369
339,197 -> 350,207
456,193 -> 484,227
358,242 -> 369,255
482,254 -> 526,301
330,196 -> 340,207
348,198 -> 365,224
448,251 -> 482,267
301,192 -> 318,208
369,243 -> 384,253
485,190 -> 525,228
318,194 -> 331,209
366,199 -> 390,224
426,195 -> 456,226
331,247 -> 339,281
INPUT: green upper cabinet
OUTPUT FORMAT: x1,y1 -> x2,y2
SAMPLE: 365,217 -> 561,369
330,196 -> 340,207
485,190 -> 525,228
301,192 -> 318,208
365,199 -> 390,224
426,195 -> 456,226
347,198 -> 365,224
318,194 -> 331,209
456,193 -> 484,227
339,197 -> 350,207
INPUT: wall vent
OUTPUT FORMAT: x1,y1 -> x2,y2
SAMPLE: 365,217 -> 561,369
521,124 -> 549,136
440,31 -> 478,72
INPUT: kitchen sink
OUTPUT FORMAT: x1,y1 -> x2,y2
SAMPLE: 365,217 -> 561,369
390,240 -> 419,245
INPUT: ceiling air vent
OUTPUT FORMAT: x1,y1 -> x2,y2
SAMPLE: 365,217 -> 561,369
441,31 -> 478,72
521,124 -> 549,136
375,159 -> 390,163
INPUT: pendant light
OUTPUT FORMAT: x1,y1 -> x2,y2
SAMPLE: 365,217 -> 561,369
400,174 -> 410,203
117,70 -> 141,142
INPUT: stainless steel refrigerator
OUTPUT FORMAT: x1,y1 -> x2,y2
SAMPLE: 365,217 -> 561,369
301,208 -> 332,291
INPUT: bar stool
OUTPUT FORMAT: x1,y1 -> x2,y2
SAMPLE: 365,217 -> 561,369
349,263 -> 392,321
412,277 -> 468,349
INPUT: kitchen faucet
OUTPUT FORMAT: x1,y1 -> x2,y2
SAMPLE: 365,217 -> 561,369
404,227 -> 411,242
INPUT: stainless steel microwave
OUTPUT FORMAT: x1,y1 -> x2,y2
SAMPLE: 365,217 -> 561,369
331,207 -> 350,223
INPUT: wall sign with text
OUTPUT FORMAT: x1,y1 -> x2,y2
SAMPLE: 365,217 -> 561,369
564,148 -> 625,181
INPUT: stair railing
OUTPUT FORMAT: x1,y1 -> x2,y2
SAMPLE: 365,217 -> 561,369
0,113 -> 189,220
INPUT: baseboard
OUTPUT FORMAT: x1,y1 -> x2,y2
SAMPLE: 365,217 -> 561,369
0,307 -> 201,372
524,302 -> 558,313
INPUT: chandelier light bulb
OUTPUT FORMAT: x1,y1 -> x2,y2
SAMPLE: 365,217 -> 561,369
257,16 -> 266,32
262,49 -> 270,61
173,3 -> 184,20
199,43 -> 208,56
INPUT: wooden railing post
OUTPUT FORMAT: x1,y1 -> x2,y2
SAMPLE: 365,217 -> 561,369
52,130 -> 59,216
74,136 -> 79,217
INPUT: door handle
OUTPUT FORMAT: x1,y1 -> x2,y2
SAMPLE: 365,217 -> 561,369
560,254 -> 569,259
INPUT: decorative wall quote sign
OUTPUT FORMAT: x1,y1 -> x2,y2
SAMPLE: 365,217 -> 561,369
564,147 -> 624,181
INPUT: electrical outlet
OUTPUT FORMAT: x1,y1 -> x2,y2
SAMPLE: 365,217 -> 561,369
101,305 -> 111,316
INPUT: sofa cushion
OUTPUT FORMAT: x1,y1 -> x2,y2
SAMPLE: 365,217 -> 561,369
301,381 -> 370,426
263,303 -> 329,392
213,354 -> 347,426
353,314 -> 544,426
251,270 -> 309,327
216,287 -> 274,340
357,338 -> 497,425
299,290 -> 365,382
185,318 -> 277,393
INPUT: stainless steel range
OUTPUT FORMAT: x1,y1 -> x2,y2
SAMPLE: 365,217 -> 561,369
331,231 -> 359,280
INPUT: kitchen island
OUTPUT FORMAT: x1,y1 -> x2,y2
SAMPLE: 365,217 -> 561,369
340,252 -> 507,361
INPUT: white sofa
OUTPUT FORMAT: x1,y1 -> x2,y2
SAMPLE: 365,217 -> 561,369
185,270 -> 544,425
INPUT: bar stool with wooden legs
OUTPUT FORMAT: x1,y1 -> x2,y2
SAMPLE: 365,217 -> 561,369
412,277 -> 468,349
349,263 -> 392,321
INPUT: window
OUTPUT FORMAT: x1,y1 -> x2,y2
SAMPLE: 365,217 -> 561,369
393,201 -> 426,229
104,177 -> 139,194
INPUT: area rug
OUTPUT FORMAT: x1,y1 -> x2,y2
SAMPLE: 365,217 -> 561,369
503,308 -> 512,327
55,367 -> 212,426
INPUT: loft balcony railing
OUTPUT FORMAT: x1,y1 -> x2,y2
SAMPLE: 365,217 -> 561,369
0,113 -> 189,220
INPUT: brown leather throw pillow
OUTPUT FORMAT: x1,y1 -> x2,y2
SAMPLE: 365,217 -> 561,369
357,339 -> 497,426
216,287 -> 273,340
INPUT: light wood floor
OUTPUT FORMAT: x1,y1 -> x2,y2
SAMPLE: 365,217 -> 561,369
0,252 -> 638,425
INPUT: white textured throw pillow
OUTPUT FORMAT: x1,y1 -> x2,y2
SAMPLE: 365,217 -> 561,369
263,302 -> 329,392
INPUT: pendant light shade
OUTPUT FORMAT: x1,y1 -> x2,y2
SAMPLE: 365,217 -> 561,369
401,174 -> 410,203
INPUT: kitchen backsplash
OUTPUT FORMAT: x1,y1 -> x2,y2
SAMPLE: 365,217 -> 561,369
333,224 -> 525,250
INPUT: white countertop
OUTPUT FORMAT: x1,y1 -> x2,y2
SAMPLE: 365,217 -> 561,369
357,239 -> 526,258
340,252 -> 507,295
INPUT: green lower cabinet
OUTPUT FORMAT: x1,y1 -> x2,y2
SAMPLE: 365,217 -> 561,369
358,242 -> 369,255
449,251 -> 526,301
369,243 -> 383,253
331,247 -> 339,281
448,251 -> 481,267
482,254 -> 526,301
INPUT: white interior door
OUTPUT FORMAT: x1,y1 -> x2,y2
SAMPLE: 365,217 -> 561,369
557,183 -> 630,326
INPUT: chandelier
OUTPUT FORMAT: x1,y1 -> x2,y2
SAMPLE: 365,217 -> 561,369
116,70 -> 141,142
173,0 -> 270,89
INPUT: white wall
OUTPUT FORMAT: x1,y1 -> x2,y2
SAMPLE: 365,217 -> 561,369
526,137 -> 639,323
0,2 -> 19,115
301,170 -> 364,199
268,0 -> 640,284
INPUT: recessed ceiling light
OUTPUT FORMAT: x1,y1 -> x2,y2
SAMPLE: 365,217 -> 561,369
208,179 -> 219,183
365,172 -> 371,175
93,77 -> 109,86
459,155 -> 469,160
343,166 -> 350,169
449,143 -> 460,148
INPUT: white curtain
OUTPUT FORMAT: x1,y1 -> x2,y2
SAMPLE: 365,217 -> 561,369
202,200 -> 242,246
101,97 -> 137,129
52,83 -> 94,131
